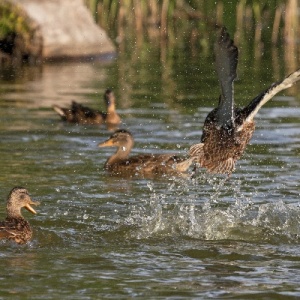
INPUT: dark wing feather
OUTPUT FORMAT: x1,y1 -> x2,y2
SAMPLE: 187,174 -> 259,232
71,101 -> 105,121
214,27 -> 238,126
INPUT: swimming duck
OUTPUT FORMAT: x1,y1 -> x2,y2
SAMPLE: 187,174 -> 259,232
0,187 -> 39,244
52,89 -> 121,126
98,129 -> 195,176
189,27 -> 300,175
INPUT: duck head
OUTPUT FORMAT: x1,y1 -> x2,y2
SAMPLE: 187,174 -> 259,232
6,187 -> 40,218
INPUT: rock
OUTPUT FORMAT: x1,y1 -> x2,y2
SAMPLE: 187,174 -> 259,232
1,0 -> 115,62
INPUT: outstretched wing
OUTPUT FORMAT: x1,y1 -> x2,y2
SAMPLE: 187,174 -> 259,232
242,68 -> 300,123
214,27 -> 238,127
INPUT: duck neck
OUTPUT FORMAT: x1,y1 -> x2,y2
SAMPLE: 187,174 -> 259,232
6,204 -> 23,219
107,102 -> 116,114
106,143 -> 133,167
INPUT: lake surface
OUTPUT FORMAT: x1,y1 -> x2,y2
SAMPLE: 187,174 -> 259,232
0,38 -> 300,299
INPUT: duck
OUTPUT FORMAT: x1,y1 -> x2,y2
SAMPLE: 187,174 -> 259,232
189,27 -> 300,175
0,187 -> 39,244
98,129 -> 195,176
52,89 -> 121,126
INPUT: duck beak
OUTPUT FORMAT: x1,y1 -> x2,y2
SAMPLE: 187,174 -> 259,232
24,200 -> 40,215
98,139 -> 114,148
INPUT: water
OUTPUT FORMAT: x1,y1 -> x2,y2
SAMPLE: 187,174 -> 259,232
0,41 -> 300,299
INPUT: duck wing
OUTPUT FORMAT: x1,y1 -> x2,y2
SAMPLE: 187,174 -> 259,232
214,27 -> 238,127
0,220 -> 20,239
242,68 -> 300,123
0,219 -> 32,244
139,154 -> 194,173
0,229 -> 11,239
71,101 -> 95,116
71,101 -> 105,123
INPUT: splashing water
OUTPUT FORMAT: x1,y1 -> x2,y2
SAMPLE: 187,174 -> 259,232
124,174 -> 300,244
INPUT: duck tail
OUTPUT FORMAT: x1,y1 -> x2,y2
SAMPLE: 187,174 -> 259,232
175,157 -> 196,172
52,105 -> 66,117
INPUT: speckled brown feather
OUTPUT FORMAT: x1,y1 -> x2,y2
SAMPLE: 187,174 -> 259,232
190,108 -> 255,174
105,153 -> 194,176
0,217 -> 32,244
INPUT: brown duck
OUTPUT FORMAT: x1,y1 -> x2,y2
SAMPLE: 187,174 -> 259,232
98,129 -> 195,176
53,89 -> 121,126
0,187 -> 39,244
189,27 -> 300,175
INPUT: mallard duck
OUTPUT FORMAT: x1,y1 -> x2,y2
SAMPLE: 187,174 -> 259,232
0,187 -> 39,244
52,89 -> 121,125
98,129 -> 195,176
189,27 -> 300,175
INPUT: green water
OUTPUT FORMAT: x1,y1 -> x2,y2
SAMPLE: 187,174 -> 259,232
0,38 -> 300,299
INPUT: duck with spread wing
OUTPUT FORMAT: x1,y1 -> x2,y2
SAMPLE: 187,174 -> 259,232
190,27 -> 300,175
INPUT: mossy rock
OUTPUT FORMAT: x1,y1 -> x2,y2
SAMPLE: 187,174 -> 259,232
0,0 -> 115,64
0,0 -> 42,63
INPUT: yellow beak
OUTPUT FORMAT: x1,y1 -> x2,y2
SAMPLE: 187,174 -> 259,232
24,200 -> 40,215
98,139 -> 115,148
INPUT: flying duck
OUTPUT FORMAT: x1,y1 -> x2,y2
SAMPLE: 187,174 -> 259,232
189,27 -> 300,175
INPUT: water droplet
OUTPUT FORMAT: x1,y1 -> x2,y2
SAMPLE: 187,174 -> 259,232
147,182 -> 153,191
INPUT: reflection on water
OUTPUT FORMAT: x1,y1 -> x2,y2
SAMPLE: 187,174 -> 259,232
0,37 -> 300,298
0,62 -> 111,108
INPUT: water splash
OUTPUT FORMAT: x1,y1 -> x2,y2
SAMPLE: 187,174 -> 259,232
125,176 -> 300,244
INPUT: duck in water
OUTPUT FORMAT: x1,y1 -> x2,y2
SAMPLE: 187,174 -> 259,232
189,27 -> 300,175
0,187 -> 39,244
53,89 -> 121,126
98,129 -> 195,177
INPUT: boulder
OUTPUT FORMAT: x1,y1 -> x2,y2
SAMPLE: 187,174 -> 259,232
0,0 -> 115,62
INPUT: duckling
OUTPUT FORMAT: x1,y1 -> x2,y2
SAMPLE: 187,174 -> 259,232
0,187 -> 39,244
98,129 -> 195,176
52,89 -> 121,126
189,27 -> 300,175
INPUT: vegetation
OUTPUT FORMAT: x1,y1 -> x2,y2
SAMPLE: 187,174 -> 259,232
84,0 -> 300,105
85,0 -> 298,48
0,1 -> 30,40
